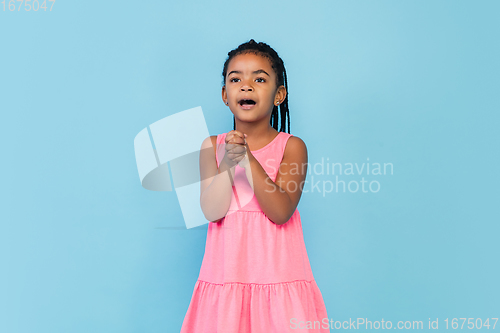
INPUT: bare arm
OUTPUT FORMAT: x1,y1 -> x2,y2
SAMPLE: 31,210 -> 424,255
199,135 -> 244,222
242,136 -> 308,225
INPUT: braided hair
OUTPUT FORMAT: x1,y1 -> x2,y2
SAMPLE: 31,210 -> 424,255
222,39 -> 290,133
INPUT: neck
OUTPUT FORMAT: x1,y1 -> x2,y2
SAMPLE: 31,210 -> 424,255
234,117 -> 278,138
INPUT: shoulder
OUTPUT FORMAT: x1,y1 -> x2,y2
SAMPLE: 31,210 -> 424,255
284,135 -> 307,154
200,135 -> 219,155
283,135 -> 307,160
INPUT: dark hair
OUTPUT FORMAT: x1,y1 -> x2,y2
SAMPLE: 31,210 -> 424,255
222,39 -> 290,133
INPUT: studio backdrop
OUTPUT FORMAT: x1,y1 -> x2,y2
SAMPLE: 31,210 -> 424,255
1,0 -> 498,332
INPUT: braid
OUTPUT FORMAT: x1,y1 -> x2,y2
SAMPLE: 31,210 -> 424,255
222,39 -> 290,134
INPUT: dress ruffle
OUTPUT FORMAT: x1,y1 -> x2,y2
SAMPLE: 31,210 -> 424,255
181,279 -> 330,333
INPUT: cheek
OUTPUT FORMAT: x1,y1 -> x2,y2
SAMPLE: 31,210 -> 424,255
266,92 -> 276,101
227,87 -> 238,95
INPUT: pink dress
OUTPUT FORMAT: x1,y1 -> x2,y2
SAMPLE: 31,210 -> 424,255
180,131 -> 330,333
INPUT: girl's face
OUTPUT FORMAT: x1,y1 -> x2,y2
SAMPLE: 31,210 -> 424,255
222,52 -> 286,124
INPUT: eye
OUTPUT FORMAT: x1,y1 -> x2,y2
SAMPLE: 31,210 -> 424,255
229,77 -> 240,83
255,77 -> 266,83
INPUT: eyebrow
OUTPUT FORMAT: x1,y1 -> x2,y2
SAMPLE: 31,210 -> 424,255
227,69 -> 270,77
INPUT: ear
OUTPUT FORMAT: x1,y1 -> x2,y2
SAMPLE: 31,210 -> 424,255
221,85 -> 227,104
275,85 -> 287,104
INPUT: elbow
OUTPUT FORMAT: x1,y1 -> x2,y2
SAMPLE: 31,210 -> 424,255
207,215 -> 223,223
203,212 -> 224,223
201,200 -> 227,223
201,207 -> 223,223
271,196 -> 298,225
273,208 -> 297,225
273,218 -> 289,226
272,210 -> 295,226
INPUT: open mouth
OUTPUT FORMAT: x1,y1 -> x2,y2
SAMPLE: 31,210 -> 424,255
238,99 -> 256,106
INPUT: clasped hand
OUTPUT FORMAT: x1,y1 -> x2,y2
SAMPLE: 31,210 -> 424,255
223,130 -> 251,169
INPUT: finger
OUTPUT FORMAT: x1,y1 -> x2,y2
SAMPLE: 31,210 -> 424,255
230,131 -> 245,142
235,153 -> 247,163
231,153 -> 246,162
231,130 -> 243,138
226,142 -> 244,151
227,137 -> 245,146
228,147 -> 247,158
225,131 -> 235,144
233,134 -> 246,145
228,145 -> 246,154
228,147 -> 246,155
226,133 -> 238,145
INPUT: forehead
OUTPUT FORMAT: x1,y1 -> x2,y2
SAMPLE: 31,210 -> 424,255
227,52 -> 274,74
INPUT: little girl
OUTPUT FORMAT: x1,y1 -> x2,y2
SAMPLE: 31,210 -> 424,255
181,39 -> 330,333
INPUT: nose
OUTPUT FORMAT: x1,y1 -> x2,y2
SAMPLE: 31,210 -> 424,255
240,85 -> 253,92
240,78 -> 254,91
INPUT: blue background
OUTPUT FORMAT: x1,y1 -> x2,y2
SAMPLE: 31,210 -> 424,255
1,0 -> 499,332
